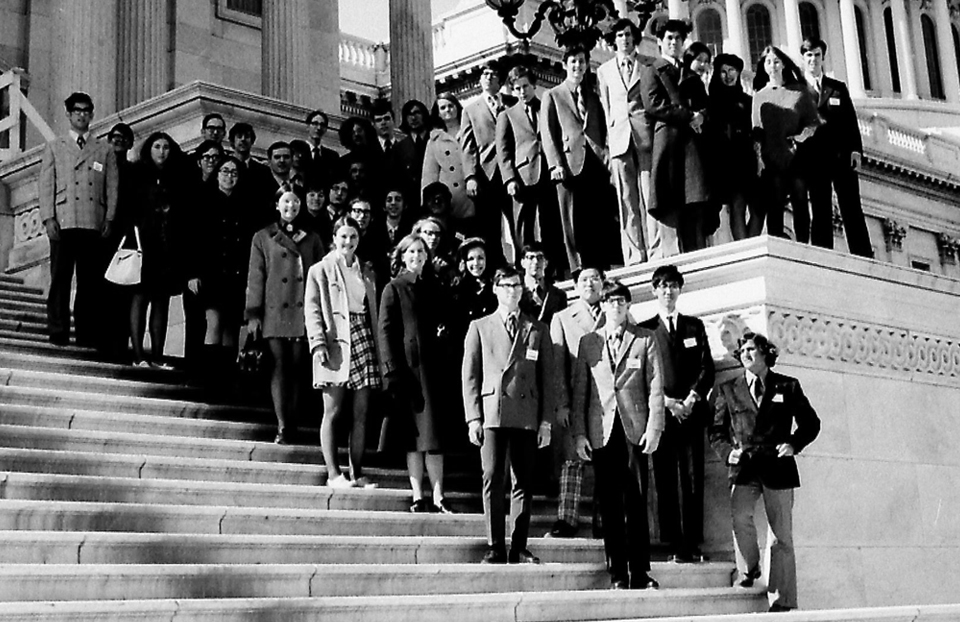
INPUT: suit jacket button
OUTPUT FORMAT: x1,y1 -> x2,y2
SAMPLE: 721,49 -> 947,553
283,302 -> 290,309
282,277 -> 288,283
281,252 -> 287,258
453,182 -> 459,188
449,166 -> 455,171
445,150 -> 451,155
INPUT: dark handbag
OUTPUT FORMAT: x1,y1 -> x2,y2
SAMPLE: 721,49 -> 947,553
237,331 -> 266,376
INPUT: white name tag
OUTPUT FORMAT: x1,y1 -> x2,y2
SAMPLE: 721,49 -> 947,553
626,357 -> 642,369
92,162 -> 104,172
772,393 -> 784,403
829,97 -> 841,106
526,349 -> 539,361
683,337 -> 697,348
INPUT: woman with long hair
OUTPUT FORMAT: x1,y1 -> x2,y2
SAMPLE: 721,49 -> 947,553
678,41 -> 717,245
130,132 -> 190,368
708,53 -> 761,240
752,46 -> 820,238
421,92 -> 475,228
379,234 -> 453,513
305,216 -> 382,489
245,188 -> 325,444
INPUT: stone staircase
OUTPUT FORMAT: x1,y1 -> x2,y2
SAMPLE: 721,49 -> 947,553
0,274 -> 767,621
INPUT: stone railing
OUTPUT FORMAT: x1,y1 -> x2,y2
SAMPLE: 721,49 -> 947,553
858,110 -> 960,181
339,34 -> 385,72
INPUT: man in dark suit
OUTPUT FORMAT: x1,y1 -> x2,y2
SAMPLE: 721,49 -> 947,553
598,18 -> 652,266
519,243 -> 567,326
799,38 -> 873,258
541,45 -> 619,273
548,266 -> 605,538
229,122 -> 275,229
572,279 -> 664,590
39,92 -> 118,347
390,99 -> 431,213
462,266 -> 553,565
305,109 -> 341,186
709,332 -> 821,612
461,60 -> 516,264
638,265 -> 714,563
641,20 -> 709,258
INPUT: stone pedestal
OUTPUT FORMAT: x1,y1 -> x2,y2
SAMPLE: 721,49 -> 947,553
389,0 -> 435,112
51,0 -> 118,127
261,0 -> 310,106
117,0 -> 171,109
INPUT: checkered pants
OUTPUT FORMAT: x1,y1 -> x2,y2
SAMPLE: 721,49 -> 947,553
557,459 -> 585,525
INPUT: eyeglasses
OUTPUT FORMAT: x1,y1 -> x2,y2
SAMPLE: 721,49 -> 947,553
309,121 -> 327,127
201,154 -> 221,161
218,169 -> 239,177
602,297 -> 630,306
204,125 -> 226,132
496,281 -> 523,289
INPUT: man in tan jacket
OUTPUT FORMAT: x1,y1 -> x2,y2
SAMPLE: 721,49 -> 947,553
39,92 -> 118,346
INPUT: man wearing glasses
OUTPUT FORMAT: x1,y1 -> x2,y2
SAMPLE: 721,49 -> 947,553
572,279 -> 664,590
39,92 -> 118,347
305,110 -> 340,187
462,266 -> 553,565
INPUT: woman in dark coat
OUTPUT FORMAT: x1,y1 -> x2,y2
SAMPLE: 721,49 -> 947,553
450,237 -> 496,338
129,132 -> 191,369
245,188 -> 325,444
678,42 -> 719,241
379,233 -> 453,513
708,53 -> 760,240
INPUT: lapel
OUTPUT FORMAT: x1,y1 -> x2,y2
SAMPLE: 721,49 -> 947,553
72,136 -> 90,168
272,226 -> 300,255
505,315 -> 531,365
655,59 -> 683,106
573,300 -> 601,334
733,372 -> 760,415
615,326 -> 635,371
629,57 -> 642,89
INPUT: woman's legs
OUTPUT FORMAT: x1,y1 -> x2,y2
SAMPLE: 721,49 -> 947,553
148,294 -> 170,360
267,339 -> 295,438
407,451 -> 425,502
129,292 -> 148,362
204,309 -> 222,345
729,195 -> 747,241
425,452 -> 445,502
320,385 -> 347,480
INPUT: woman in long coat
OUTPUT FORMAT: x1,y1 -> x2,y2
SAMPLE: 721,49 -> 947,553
305,216 -> 382,489
245,189 -> 325,444
421,92 -> 474,224
379,234 -> 452,513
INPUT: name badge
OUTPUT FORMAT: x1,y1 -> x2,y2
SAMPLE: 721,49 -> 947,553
626,357 -> 642,369
829,97 -> 841,106
683,337 -> 697,348
526,349 -> 539,361
772,393 -> 784,403
92,162 -> 104,172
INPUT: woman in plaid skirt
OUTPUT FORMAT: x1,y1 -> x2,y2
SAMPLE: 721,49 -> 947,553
305,216 -> 383,489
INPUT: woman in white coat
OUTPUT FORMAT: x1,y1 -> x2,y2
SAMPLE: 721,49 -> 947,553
304,216 -> 382,489
421,92 -> 475,225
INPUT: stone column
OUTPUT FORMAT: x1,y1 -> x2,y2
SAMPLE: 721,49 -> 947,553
890,0 -> 919,99
869,2 -> 894,96
117,0 -> 170,110
838,0 -> 865,98
934,0 -> 960,102
261,0 -> 310,106
782,0 -> 803,62
52,0 -> 118,122
389,0 -> 435,112
724,0 -> 745,60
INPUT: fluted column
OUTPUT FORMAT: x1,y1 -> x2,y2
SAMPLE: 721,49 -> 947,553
782,0 -> 803,62
934,0 -> 960,102
869,2 -> 894,96
389,0 -> 435,111
838,0 -> 865,98
262,0 -> 310,106
117,0 -> 170,109
52,0 -> 118,122
890,0 -> 919,99
724,0 -> 745,61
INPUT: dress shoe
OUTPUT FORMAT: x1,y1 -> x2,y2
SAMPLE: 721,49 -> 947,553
630,574 -> 659,590
610,579 -> 629,590
769,604 -> 794,613
738,568 -> 762,588
508,548 -> 540,564
431,499 -> 455,514
480,547 -> 507,564
546,519 -> 577,538
409,499 -> 432,513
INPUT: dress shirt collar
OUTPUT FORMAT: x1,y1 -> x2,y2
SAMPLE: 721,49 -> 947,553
617,51 -> 638,66
660,54 -> 679,68
69,130 -> 88,146
498,307 -> 520,326
658,310 -> 678,325
744,369 -> 768,388
604,321 -> 626,342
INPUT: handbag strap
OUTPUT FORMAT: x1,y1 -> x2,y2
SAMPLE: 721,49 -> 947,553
132,226 -> 142,250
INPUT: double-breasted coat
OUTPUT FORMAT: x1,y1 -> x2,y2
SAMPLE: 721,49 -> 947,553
39,135 -> 119,231
421,128 -> 474,220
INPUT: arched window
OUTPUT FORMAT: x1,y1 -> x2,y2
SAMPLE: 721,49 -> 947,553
696,8 -> 724,54
855,5 -> 872,91
799,2 -> 821,42
884,7 -> 901,93
746,4 -> 774,69
922,14 -> 945,99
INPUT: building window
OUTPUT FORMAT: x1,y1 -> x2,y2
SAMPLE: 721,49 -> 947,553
855,5 -> 872,91
227,0 -> 262,15
696,8 -> 724,54
746,4 -> 774,69
922,14 -> 945,99
884,7 -> 901,93
799,2 -> 821,42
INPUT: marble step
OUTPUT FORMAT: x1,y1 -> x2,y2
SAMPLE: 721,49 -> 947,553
0,318 -> 47,336
0,350 -> 194,384
0,588 -> 765,621
0,531 -> 607,565
0,279 -> 43,295
611,604 -> 960,622
0,563 -> 621,601
0,384 -> 271,424
0,298 -> 45,314
0,308 -> 45,325
0,290 -> 45,305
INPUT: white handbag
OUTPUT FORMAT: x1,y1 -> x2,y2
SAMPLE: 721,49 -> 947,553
104,227 -> 143,286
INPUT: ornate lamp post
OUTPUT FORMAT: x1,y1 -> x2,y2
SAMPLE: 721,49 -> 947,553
485,0 -> 662,50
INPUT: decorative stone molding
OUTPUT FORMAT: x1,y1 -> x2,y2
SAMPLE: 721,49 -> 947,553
937,232 -> 960,264
13,207 -> 43,244
882,218 -> 907,251
768,308 -> 960,382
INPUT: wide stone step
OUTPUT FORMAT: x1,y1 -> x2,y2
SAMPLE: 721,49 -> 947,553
0,279 -> 43,295
0,588 -> 765,621
0,298 -> 45,314
0,531 -> 607,565
0,290 -> 45,305
0,308 -> 45,325
0,318 -> 46,336
0,350 -> 202,387
617,604 -> 960,622
0,384 -> 271,423
0,563 -> 618,601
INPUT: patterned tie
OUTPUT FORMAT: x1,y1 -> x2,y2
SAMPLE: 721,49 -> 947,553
607,330 -> 621,371
506,314 -> 517,341
77,135 -> 86,150
576,86 -> 588,122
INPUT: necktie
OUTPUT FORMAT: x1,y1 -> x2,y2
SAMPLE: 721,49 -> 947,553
384,138 -> 393,152
312,147 -> 320,161
506,315 -> 517,341
77,135 -> 85,150
607,331 -> 621,370
488,95 -> 503,116
576,86 -> 588,123
752,377 -> 764,405
527,105 -> 538,133
667,316 -> 675,337
621,57 -> 634,83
